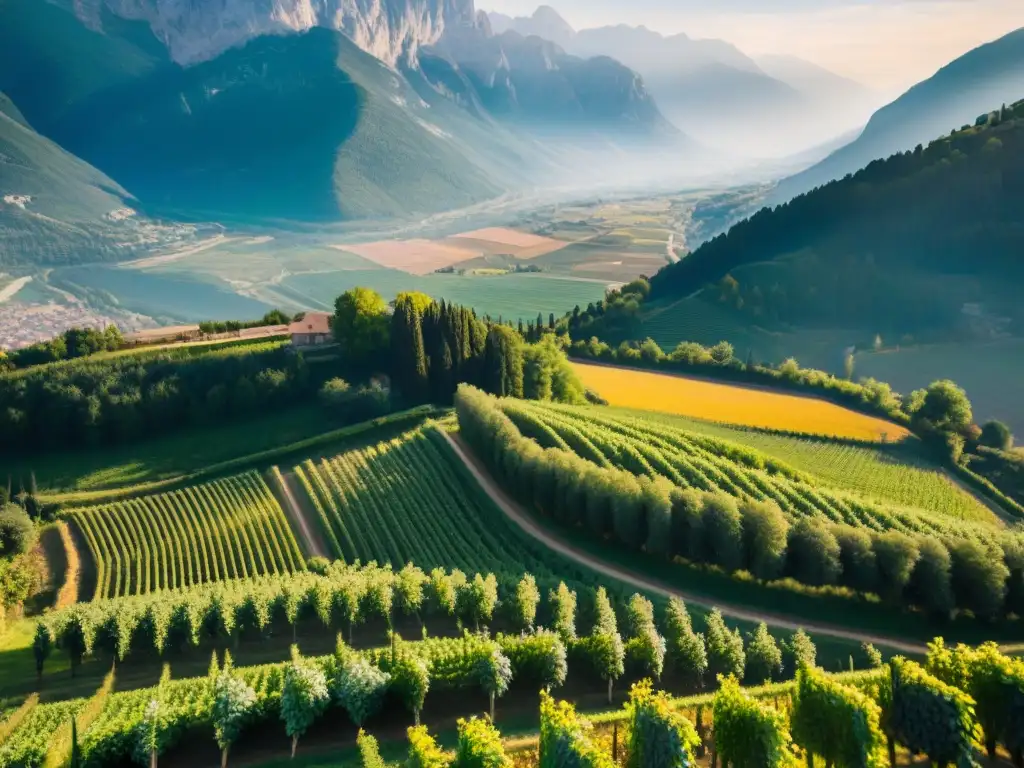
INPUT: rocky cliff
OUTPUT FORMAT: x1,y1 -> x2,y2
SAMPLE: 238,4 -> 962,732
71,0 -> 478,65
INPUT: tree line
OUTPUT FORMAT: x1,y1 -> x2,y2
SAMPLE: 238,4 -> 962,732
0,342 -> 316,454
332,288 -> 585,406
647,99 -> 1024,335
455,385 -> 1024,622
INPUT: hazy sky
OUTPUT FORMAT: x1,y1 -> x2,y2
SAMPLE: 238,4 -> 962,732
482,0 -> 1024,94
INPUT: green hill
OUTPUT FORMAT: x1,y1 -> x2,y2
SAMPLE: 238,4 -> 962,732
775,27 -> 1024,201
0,91 -> 141,266
0,0 -> 518,224
645,99 -> 1024,348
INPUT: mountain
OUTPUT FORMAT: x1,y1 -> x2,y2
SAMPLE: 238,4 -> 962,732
0,0 -> 679,229
775,27 -> 1024,202
0,90 -> 146,266
486,6 -> 870,157
645,101 -> 1024,346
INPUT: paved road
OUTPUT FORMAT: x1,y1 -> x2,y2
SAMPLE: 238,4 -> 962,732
440,430 -> 928,655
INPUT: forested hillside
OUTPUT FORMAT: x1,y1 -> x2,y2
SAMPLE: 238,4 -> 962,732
647,100 -> 1024,340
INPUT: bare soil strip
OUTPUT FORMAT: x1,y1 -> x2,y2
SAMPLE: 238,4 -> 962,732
440,430 -> 927,654
270,468 -> 328,560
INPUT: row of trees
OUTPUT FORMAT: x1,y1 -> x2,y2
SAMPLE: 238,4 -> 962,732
2,324 -> 123,369
455,385 -> 1024,621
45,637 -> 1024,768
0,343 -> 319,453
332,288 -> 585,406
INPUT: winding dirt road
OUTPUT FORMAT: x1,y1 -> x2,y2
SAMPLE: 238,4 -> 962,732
440,431 -> 928,655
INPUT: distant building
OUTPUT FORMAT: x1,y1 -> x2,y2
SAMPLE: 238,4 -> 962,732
288,312 -> 333,347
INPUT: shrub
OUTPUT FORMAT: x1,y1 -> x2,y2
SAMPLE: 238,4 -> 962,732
713,677 -> 794,768
791,666 -> 887,768
280,647 -> 330,758
786,519 -> 841,586
538,691 -> 614,768
949,539 -> 1009,619
885,657 -> 976,768
0,505 -> 36,557
783,629 -> 817,673
741,500 -> 789,580
663,598 -> 707,687
702,494 -> 743,571
454,717 -> 510,768
358,729 -> 387,768
744,624 -> 783,684
979,421 -> 1013,451
625,679 -> 700,768
408,725 -> 448,768
705,610 -> 744,680
872,532 -> 920,603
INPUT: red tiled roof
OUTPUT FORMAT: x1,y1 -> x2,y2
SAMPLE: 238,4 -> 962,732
287,312 -> 332,335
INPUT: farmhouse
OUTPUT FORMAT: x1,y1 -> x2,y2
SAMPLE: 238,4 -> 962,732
288,311 -> 333,347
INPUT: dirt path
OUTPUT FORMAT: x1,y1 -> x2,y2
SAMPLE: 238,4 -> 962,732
270,468 -> 329,560
441,431 -> 928,654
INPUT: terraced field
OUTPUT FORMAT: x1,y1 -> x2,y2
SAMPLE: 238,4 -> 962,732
71,471 -> 306,599
571,362 -> 911,442
498,399 -> 1004,537
618,409 -> 993,522
291,425 -> 580,577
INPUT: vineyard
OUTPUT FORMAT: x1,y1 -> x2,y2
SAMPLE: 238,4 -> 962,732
498,398 -> 1001,537
71,471 -> 306,600
456,386 -> 1024,621
570,361 -> 912,441
6,615 -> 1024,768
290,425 -> 579,578
620,408 -> 995,522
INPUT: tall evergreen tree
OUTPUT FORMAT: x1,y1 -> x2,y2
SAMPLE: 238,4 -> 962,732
483,326 -> 524,398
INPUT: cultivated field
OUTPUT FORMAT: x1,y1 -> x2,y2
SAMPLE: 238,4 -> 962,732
292,425 -> 580,577
498,399 -> 1000,532
622,409 -> 991,521
571,362 -> 911,442
71,471 -> 306,599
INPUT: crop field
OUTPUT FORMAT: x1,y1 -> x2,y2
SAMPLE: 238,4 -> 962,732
571,362 -> 911,442
619,408 -> 991,521
71,471 -> 306,599
498,399 -> 1003,534
294,426 -> 573,576
283,270 -> 609,323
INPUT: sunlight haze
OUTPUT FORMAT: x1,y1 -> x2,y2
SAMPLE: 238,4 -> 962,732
483,0 -> 1024,92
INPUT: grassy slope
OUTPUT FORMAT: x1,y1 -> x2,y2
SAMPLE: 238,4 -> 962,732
617,406 -> 994,522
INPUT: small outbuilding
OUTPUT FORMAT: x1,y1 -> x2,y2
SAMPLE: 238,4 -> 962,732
288,312 -> 333,347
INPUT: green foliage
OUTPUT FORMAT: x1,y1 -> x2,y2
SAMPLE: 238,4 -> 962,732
513,574 -> 540,631
484,326 -> 524,399
744,624 -> 783,684
334,287 -> 390,363
333,654 -> 391,726
0,505 -> 36,557
212,663 -> 257,752
407,725 -> 448,768
913,380 -> 973,436
474,648 -> 513,699
861,643 -> 883,670
979,421 -> 1014,451
625,680 -> 700,768
886,657 -> 977,768
358,729 -> 388,768
713,676 -> 794,768
663,599 -> 708,687
391,652 -> 431,723
783,630 -> 817,674
925,640 -> 1024,758
524,335 -> 586,405
741,500 -> 789,580
454,717 -> 510,768
280,646 -> 330,746
705,609 -> 745,681
786,518 -> 842,586
458,574 -> 499,630
538,690 -> 615,768
498,631 -> 567,691
791,666 -> 887,768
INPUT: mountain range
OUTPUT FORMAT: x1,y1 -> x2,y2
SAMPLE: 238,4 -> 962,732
0,0 -> 686,248
775,27 -> 1024,201
488,6 -> 879,157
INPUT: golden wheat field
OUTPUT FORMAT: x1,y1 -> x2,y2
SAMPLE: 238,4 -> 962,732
571,362 -> 913,442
